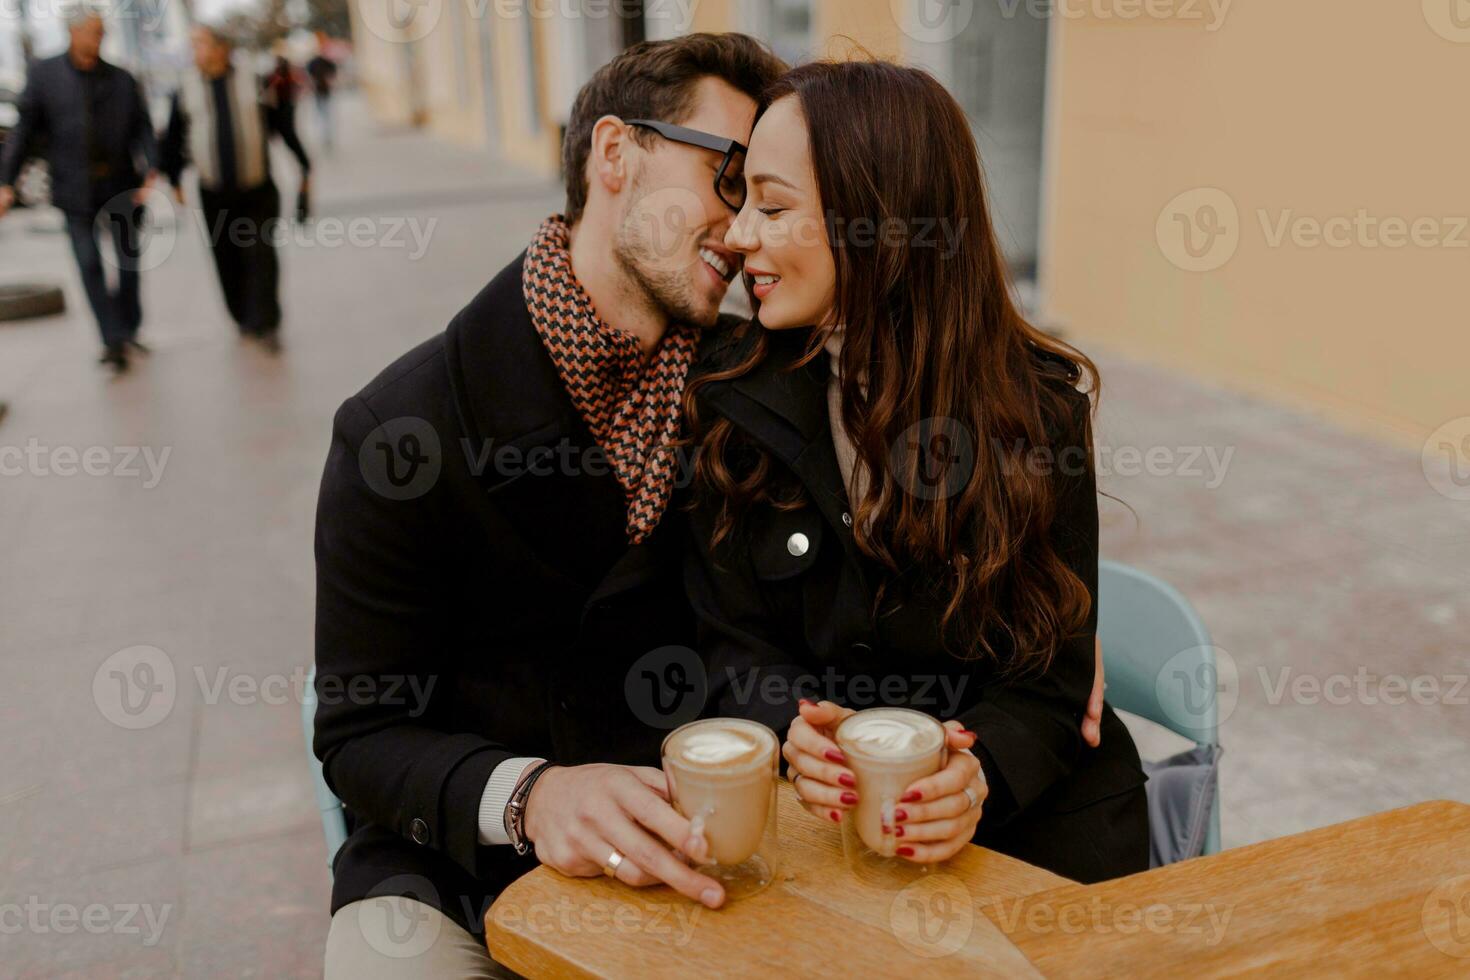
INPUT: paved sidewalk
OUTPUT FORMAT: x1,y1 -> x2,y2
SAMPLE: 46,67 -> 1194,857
0,92 -> 1465,976
0,94 -> 564,977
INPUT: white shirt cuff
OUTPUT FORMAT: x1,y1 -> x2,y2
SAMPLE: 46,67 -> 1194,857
477,757 -> 547,845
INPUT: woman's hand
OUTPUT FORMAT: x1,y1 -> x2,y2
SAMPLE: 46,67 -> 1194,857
893,720 -> 986,863
784,699 -> 858,822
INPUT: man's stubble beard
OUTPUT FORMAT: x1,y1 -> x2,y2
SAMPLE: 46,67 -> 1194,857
612,177 -> 723,330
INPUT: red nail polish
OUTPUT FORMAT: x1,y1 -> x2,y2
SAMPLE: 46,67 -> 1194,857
894,825 -> 905,838
838,773 -> 856,788
799,698 -> 814,706
897,846 -> 915,857
894,808 -> 908,822
841,791 -> 858,805
825,749 -> 847,764
830,810 -> 841,822
902,790 -> 922,802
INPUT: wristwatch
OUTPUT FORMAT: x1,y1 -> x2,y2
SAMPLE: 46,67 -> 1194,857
504,761 -> 556,856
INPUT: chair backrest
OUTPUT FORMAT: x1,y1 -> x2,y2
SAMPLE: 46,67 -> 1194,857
302,665 -> 349,871
1097,559 -> 1222,855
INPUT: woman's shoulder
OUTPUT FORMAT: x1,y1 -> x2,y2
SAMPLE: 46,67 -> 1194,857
1027,343 -> 1093,446
693,314 -> 753,376
692,319 -> 815,385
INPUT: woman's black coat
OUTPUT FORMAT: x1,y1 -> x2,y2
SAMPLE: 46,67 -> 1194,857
682,326 -> 1149,884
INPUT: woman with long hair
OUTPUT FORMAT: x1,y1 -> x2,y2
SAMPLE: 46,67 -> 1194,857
682,59 -> 1148,880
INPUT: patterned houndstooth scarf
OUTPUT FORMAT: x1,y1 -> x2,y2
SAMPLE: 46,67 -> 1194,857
522,214 -> 698,544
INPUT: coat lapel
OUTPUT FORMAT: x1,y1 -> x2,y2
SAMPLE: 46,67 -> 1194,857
702,328 -> 859,557
445,252 -> 629,589
444,251 -> 696,618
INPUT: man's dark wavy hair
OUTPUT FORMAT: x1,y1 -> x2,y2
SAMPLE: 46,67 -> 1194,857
562,33 -> 787,224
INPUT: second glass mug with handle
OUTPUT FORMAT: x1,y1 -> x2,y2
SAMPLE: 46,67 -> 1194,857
834,706 -> 949,886
661,717 -> 780,900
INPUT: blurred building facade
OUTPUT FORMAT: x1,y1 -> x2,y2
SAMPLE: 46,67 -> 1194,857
346,0 -> 1464,447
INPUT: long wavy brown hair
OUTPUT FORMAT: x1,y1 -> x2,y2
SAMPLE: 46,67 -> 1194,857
686,60 -> 1099,674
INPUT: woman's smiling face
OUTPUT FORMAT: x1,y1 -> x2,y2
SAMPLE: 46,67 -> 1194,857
723,95 -> 837,331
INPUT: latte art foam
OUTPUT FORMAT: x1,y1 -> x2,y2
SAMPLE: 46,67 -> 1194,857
678,729 -> 761,765
840,712 -> 943,757
665,720 -> 775,771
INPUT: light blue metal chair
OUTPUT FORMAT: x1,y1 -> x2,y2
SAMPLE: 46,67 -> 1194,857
302,665 -> 349,872
1097,559 -> 1223,858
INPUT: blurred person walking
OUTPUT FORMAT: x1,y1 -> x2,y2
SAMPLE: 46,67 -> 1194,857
305,41 -> 338,154
160,25 -> 311,354
264,53 -> 304,130
0,6 -> 159,373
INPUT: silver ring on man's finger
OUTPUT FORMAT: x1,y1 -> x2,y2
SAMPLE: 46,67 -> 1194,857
964,786 -> 981,811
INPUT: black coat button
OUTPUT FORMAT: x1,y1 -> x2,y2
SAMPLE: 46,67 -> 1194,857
410,817 -> 430,845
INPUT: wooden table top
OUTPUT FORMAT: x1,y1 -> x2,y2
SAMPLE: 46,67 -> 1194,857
985,800 -> 1470,978
485,779 -> 1069,978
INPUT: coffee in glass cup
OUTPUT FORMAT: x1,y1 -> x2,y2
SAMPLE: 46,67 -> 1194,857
661,718 -> 780,899
835,707 -> 948,884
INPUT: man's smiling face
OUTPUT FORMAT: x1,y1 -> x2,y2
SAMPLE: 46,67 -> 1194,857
613,76 -> 755,329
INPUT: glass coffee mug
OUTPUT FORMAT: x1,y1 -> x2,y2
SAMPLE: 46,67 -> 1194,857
835,707 -> 949,886
661,717 -> 780,900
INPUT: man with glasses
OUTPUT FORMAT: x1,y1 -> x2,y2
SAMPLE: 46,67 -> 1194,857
314,34 -> 786,977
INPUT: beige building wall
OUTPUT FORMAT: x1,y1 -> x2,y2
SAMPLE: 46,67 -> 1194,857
348,0 -> 559,170
488,8 -> 560,173
811,0 -> 902,59
344,2 -> 416,126
687,0 -> 735,33
417,9 -> 490,147
1039,2 -> 1468,446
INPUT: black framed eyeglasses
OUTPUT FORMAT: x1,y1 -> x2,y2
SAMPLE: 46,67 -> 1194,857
626,119 -> 749,213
